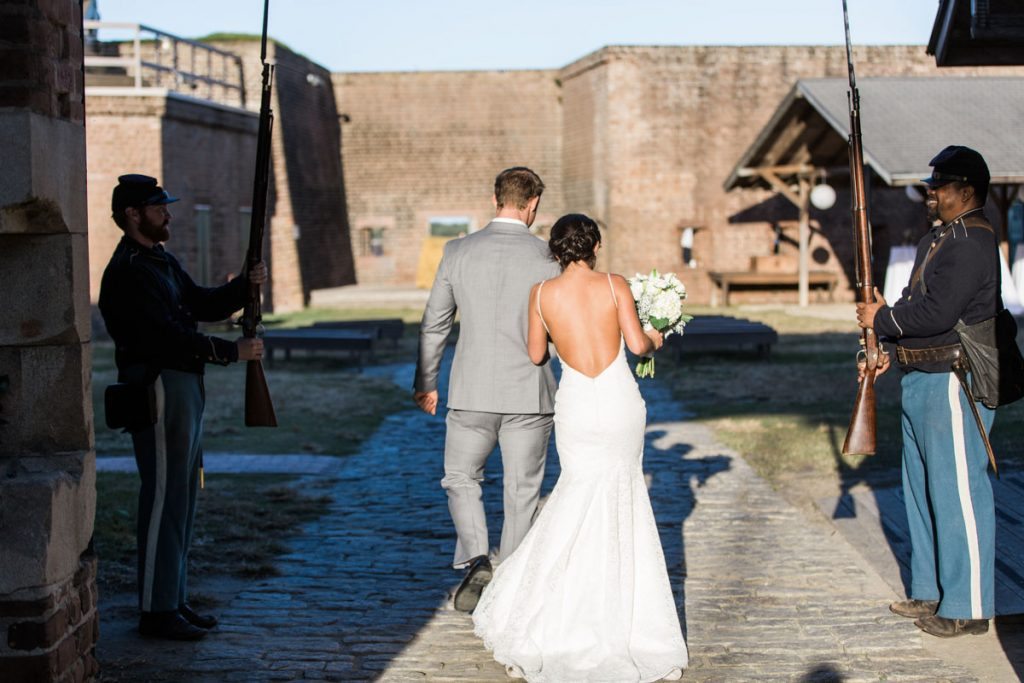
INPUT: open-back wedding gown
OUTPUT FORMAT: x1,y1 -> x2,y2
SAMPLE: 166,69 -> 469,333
472,274 -> 688,682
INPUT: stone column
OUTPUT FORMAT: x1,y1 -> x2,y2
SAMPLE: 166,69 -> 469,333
0,1 -> 100,681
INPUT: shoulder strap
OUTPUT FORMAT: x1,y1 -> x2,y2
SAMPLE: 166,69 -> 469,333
909,228 -> 953,296
961,212 -> 1006,313
536,280 -> 550,334
607,273 -> 619,309
962,213 -> 994,234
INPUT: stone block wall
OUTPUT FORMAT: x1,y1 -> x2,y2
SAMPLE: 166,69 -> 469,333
333,70 -> 565,286
0,0 -> 99,680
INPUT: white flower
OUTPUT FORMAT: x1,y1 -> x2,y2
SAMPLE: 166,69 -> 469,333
629,277 -> 645,300
628,268 -> 690,343
649,293 -> 682,322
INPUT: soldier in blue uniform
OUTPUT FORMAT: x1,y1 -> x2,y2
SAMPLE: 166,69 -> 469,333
857,146 -> 998,638
99,174 -> 267,640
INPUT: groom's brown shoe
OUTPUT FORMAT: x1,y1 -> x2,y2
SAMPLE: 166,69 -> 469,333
915,615 -> 989,638
889,599 -> 939,618
453,555 -> 492,613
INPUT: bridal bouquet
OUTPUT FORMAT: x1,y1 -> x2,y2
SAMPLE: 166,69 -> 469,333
628,269 -> 692,378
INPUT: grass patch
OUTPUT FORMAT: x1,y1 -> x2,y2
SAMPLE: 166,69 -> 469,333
92,308 -> 417,594
93,472 -> 333,594
263,306 -> 426,327
658,306 -> 1024,492
91,308 -> 430,606
93,349 -> 408,455
92,308 -> 423,456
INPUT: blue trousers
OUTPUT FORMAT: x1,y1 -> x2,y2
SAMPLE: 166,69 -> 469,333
901,370 -> 995,619
131,369 -> 205,613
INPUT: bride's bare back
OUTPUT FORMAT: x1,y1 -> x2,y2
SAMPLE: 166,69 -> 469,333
528,264 -> 659,378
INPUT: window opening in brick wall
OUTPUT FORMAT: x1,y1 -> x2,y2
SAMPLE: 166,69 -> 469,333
359,227 -> 386,256
238,207 -> 252,258
429,216 -> 472,239
194,204 -> 212,285
1010,200 -> 1024,269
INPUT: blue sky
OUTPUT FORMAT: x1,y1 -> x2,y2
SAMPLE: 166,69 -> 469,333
91,0 -> 942,72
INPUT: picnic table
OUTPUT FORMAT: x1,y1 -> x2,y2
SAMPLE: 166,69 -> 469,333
664,315 -> 778,358
311,318 -> 404,347
709,270 -> 839,306
262,328 -> 376,366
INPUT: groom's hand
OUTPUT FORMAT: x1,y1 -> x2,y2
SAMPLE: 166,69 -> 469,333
414,390 -> 438,416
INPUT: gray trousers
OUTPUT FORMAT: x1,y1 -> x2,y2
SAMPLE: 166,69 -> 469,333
442,410 -> 553,568
132,369 -> 204,613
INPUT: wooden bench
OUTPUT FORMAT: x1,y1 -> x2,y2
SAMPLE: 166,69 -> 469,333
311,318 -> 405,347
709,271 -> 839,306
262,328 -> 376,366
665,315 -> 778,358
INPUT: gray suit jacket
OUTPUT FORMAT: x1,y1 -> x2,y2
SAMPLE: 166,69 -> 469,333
415,220 -> 562,414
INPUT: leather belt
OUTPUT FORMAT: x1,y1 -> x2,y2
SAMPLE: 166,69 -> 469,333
896,343 -> 962,365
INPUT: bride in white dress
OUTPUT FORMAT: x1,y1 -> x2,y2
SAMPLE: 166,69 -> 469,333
472,214 -> 688,682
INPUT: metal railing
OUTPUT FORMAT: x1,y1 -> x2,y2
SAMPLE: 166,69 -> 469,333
83,21 -> 246,108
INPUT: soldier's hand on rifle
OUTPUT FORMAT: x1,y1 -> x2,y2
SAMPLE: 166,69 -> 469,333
414,390 -> 438,416
856,287 -> 886,329
247,261 -> 268,285
237,337 -> 264,361
857,348 -> 891,382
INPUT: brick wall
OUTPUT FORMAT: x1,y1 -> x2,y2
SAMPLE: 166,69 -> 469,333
1,554 -> 99,682
208,40 -> 356,311
559,45 -> 1024,303
333,45 -> 1023,303
85,93 -> 259,302
333,70 -> 565,285
0,0 -> 84,122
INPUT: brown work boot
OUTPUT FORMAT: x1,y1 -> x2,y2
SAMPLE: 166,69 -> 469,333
915,615 -> 989,638
889,598 -> 939,618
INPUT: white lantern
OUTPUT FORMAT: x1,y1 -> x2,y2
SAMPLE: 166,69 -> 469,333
905,185 -> 925,203
809,183 -> 837,210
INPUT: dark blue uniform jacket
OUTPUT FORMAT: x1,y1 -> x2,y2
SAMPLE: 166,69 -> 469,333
873,208 -> 1000,372
99,236 -> 250,382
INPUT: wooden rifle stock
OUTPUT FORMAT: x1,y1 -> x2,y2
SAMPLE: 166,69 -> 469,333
245,359 -> 276,427
840,0 -> 878,456
843,364 -> 876,456
242,0 -> 277,428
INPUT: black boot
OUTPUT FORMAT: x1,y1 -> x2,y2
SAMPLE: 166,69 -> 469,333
915,615 -> 989,638
139,610 -> 207,641
453,555 -> 493,613
179,603 -> 218,629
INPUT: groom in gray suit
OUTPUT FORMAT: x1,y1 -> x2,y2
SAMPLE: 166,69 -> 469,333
414,167 -> 561,612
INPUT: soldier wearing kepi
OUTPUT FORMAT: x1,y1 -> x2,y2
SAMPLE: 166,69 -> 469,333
98,174 -> 267,640
857,146 -> 999,638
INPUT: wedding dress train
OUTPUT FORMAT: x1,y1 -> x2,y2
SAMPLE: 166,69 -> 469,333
472,342 -> 688,682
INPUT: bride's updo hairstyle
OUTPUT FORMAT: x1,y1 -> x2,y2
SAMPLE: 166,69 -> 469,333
549,213 -> 601,270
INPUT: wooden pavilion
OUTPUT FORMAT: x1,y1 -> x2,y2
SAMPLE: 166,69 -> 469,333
724,76 -> 1024,306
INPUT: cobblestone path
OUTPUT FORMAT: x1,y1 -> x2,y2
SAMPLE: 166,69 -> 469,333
97,367 -> 975,682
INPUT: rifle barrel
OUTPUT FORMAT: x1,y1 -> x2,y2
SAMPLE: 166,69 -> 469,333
243,0 -> 277,428
841,0 -> 878,456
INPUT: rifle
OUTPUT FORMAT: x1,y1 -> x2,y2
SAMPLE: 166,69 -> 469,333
241,0 -> 278,427
841,0 -> 877,456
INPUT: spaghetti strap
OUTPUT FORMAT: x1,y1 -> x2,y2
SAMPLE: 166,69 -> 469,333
607,273 -> 619,309
537,280 -> 550,334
